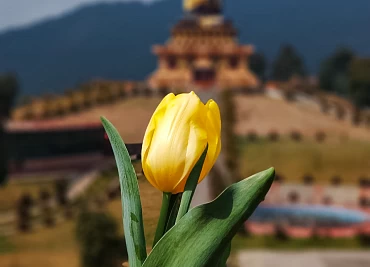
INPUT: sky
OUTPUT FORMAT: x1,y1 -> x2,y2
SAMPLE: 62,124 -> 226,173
0,0 -> 156,32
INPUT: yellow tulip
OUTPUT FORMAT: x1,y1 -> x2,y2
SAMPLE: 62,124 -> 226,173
141,91 -> 221,194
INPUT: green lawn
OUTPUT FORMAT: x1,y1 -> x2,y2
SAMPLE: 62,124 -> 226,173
0,178 -> 55,211
0,235 -> 14,254
239,138 -> 370,184
2,141 -> 370,267
0,176 -> 161,267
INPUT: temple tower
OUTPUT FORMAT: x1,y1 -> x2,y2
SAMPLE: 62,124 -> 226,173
148,0 -> 260,93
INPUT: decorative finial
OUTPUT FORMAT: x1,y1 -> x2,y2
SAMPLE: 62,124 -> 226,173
183,0 -> 223,15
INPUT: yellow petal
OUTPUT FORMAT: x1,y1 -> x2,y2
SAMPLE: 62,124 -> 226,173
142,93 -> 175,190
172,117 -> 208,193
199,99 -> 221,182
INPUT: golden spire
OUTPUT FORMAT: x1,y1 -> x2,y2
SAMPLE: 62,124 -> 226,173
183,0 -> 222,15
184,0 -> 207,11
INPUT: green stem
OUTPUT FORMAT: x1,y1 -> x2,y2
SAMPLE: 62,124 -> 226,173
153,192 -> 171,247
218,242 -> 231,267
165,194 -> 181,232
176,145 -> 208,224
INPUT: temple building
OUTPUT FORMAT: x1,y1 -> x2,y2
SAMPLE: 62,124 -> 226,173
147,0 -> 260,93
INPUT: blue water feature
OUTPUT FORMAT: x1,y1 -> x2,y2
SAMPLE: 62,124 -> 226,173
250,205 -> 370,226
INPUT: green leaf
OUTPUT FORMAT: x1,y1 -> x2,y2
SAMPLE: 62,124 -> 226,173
101,117 -> 147,267
143,168 -> 275,267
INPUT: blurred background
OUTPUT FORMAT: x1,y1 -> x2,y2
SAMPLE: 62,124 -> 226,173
1,0 -> 370,266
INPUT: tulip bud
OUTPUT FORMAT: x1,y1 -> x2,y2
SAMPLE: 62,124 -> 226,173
141,91 -> 221,194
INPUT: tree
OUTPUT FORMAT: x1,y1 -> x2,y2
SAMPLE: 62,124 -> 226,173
271,45 -> 306,81
249,52 -> 267,82
0,73 -> 18,119
76,207 -> 127,267
0,73 -> 18,185
349,58 -> 370,108
0,126 -> 7,186
319,47 -> 354,95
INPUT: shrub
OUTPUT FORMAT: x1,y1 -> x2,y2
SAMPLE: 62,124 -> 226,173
274,224 -> 289,241
39,189 -> 51,203
76,206 -> 127,267
143,87 -> 152,97
237,224 -> 250,237
352,108 -> 361,125
158,88 -> 169,97
335,104 -> 345,120
119,89 -> 127,99
246,131 -> 258,142
55,178 -> 69,206
315,131 -> 326,143
359,196 -> 370,208
41,206 -> 55,227
39,189 -> 55,227
303,174 -> 315,185
290,130 -> 302,142
274,173 -> 284,183
322,196 -> 333,206
358,233 -> 370,247
288,191 -> 300,203
132,86 -> 140,96
268,131 -> 280,142
319,97 -> 329,114
107,187 -> 120,200
283,89 -> 296,102
359,177 -> 370,188
17,194 -> 34,232
0,125 -> 8,186
331,175 -> 342,186
64,203 -> 74,220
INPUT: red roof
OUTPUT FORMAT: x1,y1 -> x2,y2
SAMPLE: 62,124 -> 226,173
5,120 -> 102,132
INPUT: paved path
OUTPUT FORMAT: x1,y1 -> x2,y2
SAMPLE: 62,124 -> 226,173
237,250 -> 370,267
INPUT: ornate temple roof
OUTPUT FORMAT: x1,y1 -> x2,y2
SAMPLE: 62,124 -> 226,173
171,18 -> 237,36
147,0 -> 260,91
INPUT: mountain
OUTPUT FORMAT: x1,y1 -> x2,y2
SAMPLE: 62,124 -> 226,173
0,0 -> 369,96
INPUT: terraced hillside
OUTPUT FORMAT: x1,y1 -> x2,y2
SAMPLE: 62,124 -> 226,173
9,94 -> 369,143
